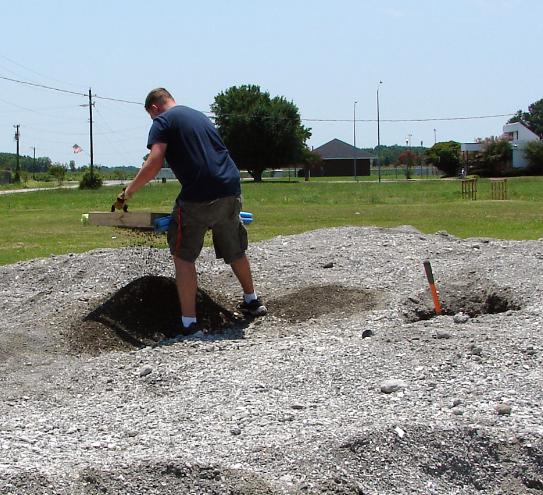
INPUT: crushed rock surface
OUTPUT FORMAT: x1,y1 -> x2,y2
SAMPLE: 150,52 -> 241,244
0,226 -> 542,494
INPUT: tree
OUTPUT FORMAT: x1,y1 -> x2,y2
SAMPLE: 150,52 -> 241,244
49,164 -> 67,185
508,98 -> 543,138
0,153 -> 51,173
524,140 -> 543,174
300,148 -> 323,181
425,141 -> 461,176
211,85 -> 311,181
69,160 -> 76,172
365,144 -> 426,167
398,150 -> 417,179
478,138 -> 512,176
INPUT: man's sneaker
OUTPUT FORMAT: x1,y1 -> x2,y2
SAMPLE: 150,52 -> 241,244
239,297 -> 267,317
181,322 -> 204,338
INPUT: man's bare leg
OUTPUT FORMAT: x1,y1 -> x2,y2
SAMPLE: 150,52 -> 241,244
230,254 -> 267,316
230,254 -> 254,294
173,256 -> 198,317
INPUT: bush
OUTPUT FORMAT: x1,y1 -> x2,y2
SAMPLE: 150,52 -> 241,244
79,171 -> 102,189
425,141 -> 461,176
49,164 -> 67,185
524,141 -> 543,175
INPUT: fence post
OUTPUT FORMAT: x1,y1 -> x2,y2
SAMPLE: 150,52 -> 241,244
461,178 -> 477,200
490,178 -> 507,200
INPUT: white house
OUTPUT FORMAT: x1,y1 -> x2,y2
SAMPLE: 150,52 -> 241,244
502,122 -> 541,168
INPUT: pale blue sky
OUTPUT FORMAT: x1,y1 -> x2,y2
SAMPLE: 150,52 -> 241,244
0,0 -> 541,166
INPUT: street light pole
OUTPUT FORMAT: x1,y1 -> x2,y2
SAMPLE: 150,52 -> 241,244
433,128 -> 437,145
29,146 -> 36,181
13,125 -> 20,183
377,81 -> 382,183
353,100 -> 358,181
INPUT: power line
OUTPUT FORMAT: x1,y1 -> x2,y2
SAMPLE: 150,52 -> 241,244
303,113 -> 515,123
0,53 -> 86,91
0,74 -> 87,97
93,94 -> 141,106
0,72 -> 516,124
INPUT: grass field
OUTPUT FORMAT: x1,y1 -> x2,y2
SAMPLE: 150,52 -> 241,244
0,177 -> 542,266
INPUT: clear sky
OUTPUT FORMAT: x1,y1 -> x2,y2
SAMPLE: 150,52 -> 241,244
0,0 -> 541,167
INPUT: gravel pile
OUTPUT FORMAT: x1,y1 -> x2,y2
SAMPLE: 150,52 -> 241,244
1,226 -> 542,494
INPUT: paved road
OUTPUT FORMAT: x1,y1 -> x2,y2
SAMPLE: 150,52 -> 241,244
0,180 -> 130,196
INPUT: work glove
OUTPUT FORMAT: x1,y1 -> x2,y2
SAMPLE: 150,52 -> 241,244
111,187 -> 129,212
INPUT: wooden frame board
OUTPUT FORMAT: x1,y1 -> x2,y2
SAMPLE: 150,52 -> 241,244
85,211 -> 170,229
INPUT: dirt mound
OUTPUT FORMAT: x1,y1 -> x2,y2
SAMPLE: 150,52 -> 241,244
68,282 -> 385,353
69,276 -> 243,354
0,462 -> 279,495
268,284 -> 385,323
402,275 -> 521,322
339,426 -> 543,493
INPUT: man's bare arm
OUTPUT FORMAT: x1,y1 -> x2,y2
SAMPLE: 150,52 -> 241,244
124,142 -> 167,199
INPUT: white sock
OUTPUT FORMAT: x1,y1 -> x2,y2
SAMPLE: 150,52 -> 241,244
243,291 -> 257,304
181,316 -> 197,328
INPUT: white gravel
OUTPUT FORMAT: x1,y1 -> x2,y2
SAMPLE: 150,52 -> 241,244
0,226 -> 542,494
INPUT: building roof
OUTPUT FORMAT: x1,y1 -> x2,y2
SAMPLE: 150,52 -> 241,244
313,138 -> 376,160
503,121 -> 541,140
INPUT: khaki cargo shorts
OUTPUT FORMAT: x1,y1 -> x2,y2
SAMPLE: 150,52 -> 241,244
167,196 -> 248,264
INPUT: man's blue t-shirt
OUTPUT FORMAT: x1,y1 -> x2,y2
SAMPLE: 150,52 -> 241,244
147,105 -> 241,202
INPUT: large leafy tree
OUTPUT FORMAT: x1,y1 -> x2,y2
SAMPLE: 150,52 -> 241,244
508,98 -> 543,138
425,141 -> 461,176
211,85 -> 311,181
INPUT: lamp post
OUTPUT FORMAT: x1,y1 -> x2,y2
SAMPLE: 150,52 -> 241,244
13,124 -> 20,183
433,128 -> 437,144
377,81 -> 383,182
30,146 -> 36,180
353,100 -> 358,181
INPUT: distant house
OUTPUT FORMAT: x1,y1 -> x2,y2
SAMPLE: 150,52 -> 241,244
460,121 -> 541,172
311,139 -> 376,177
154,167 -> 176,182
502,122 -> 541,168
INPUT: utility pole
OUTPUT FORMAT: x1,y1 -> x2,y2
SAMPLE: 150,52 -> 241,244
353,101 -> 358,181
377,81 -> 382,183
13,125 -> 20,183
433,128 -> 437,145
88,88 -> 95,179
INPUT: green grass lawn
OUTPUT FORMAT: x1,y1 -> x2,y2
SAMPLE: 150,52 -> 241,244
1,177 -> 542,265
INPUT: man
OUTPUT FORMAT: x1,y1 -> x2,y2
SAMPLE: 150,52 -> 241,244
114,88 -> 266,336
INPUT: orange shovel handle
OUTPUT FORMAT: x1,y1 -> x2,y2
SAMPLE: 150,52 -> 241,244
423,260 -> 442,315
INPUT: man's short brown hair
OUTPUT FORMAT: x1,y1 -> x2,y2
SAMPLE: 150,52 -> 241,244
144,88 -> 174,111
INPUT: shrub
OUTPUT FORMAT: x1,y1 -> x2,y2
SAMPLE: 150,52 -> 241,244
79,171 -> 102,189
524,140 -> 543,175
49,164 -> 67,185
